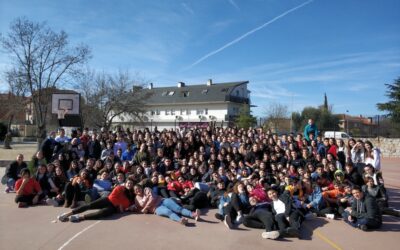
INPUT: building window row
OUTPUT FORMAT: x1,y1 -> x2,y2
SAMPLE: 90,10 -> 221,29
148,108 -> 210,116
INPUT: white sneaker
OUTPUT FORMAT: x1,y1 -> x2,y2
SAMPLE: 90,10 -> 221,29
326,214 -> 335,219
46,198 -> 58,207
262,231 -> 280,240
57,213 -> 69,222
69,215 -> 80,222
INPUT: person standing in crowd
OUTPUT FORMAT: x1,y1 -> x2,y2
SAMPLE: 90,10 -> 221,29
303,119 -> 318,142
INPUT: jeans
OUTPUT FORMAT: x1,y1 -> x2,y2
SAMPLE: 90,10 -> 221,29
7,178 -> 15,189
155,198 -> 193,222
342,211 -> 382,230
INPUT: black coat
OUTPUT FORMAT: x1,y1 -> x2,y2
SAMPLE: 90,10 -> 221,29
350,194 -> 382,223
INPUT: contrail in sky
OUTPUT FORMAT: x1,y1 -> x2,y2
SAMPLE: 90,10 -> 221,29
183,0 -> 314,71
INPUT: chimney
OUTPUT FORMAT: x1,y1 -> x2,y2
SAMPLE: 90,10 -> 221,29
148,83 -> 153,89
206,79 -> 212,86
178,82 -> 185,88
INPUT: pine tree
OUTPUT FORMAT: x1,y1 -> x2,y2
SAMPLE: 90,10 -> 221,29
377,77 -> 400,124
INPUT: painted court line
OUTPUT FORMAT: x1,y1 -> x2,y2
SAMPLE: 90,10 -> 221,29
313,229 -> 343,250
303,224 -> 343,250
58,221 -> 101,250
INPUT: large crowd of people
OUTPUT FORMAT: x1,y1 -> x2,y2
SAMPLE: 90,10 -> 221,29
3,120 -> 399,240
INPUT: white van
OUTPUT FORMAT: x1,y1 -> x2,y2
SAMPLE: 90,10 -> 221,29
324,131 -> 350,139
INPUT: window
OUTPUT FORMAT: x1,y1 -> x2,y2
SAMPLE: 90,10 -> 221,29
236,90 -> 239,96
150,110 -> 155,115
168,91 -> 175,96
182,91 -> 190,97
171,109 -> 175,115
201,89 -> 208,94
166,110 -> 170,115
156,109 -> 160,115
180,109 -> 184,115
197,109 -> 204,115
205,108 -> 208,115
187,109 -> 191,115
161,91 -> 168,96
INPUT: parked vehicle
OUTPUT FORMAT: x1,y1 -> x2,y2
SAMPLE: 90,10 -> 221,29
324,131 -> 350,139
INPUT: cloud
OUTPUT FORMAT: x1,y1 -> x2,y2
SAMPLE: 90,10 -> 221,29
182,0 -> 314,71
228,0 -> 240,11
181,3 -> 195,15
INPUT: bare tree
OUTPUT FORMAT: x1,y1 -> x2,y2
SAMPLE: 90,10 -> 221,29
264,102 -> 289,133
75,69 -> 152,130
0,17 -> 91,145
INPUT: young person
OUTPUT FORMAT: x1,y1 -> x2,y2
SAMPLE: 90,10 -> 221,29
57,179 -> 135,222
14,168 -> 44,208
133,184 -> 200,225
342,186 -> 382,231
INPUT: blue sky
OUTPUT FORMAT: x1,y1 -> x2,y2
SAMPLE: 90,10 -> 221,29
0,0 -> 399,118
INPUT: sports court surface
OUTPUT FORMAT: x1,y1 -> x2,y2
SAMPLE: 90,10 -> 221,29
1,158 -> 399,250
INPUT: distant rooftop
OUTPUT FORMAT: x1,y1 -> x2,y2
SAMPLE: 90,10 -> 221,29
142,80 -> 249,105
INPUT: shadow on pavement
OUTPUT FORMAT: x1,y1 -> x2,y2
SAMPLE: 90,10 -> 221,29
300,217 -> 329,240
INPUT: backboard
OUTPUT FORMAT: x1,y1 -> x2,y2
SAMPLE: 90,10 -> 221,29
51,93 -> 80,115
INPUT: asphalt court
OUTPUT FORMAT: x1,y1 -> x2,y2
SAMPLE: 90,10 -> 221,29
1,159 -> 399,250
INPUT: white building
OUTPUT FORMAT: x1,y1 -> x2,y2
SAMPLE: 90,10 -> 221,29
115,79 -> 251,131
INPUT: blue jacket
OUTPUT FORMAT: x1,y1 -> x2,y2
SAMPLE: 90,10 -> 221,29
304,124 -> 318,141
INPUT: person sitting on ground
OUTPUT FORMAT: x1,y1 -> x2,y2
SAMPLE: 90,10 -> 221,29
362,177 -> 399,217
87,170 -> 113,202
63,169 -> 93,208
221,181 -> 251,229
14,168 -> 44,208
266,188 -> 303,239
57,179 -> 135,223
133,184 -> 200,225
243,196 -> 278,240
179,184 -> 209,212
46,165 -> 68,207
342,186 -> 382,231
4,154 -> 27,193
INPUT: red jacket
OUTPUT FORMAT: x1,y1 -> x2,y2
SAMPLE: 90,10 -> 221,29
108,186 -> 133,210
15,178 -> 41,196
167,180 -> 193,195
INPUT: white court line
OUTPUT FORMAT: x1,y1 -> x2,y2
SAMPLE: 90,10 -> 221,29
58,221 -> 101,250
